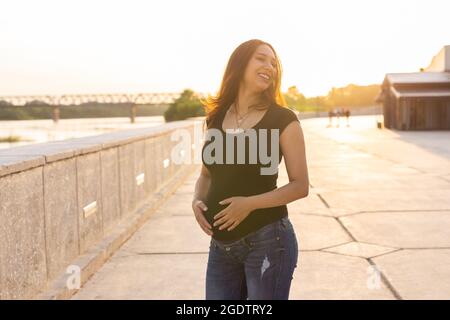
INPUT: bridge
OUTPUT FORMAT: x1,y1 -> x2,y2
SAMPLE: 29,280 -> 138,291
0,92 -> 207,123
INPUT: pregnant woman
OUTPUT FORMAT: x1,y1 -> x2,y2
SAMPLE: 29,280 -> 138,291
192,39 -> 309,300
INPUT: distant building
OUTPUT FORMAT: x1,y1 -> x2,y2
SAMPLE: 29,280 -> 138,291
376,45 -> 450,130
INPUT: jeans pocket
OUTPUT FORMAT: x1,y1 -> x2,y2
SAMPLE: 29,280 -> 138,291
246,223 -> 281,248
248,236 -> 280,248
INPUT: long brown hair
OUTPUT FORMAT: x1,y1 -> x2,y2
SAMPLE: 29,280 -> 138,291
201,39 -> 286,130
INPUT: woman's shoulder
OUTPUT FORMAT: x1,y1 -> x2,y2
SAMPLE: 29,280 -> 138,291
270,103 -> 300,133
271,103 -> 300,122
271,103 -> 299,116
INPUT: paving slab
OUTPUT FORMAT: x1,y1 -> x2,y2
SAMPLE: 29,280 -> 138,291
340,211 -> 450,248
309,166 -> 450,191
287,194 -> 333,216
72,253 -> 208,300
152,192 -> 196,217
290,251 -> 395,300
321,189 -> 450,213
323,241 -> 398,258
289,213 -> 352,251
119,215 -> 210,254
372,249 -> 450,300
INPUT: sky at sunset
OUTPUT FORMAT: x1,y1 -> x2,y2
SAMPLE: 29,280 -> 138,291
1,0 -> 449,97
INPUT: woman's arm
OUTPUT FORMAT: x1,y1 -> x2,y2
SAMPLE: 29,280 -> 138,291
192,164 -> 213,235
247,120 -> 309,210
193,164 -> 212,204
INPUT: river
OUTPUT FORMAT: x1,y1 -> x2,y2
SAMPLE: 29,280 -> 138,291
0,116 -> 165,149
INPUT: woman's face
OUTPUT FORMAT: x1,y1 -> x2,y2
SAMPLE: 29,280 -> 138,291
242,44 -> 277,93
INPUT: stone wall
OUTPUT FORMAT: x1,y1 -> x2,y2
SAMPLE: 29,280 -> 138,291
0,120 -> 201,299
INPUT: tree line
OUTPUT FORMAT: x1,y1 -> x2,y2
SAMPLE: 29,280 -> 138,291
0,84 -> 381,121
284,84 -> 381,111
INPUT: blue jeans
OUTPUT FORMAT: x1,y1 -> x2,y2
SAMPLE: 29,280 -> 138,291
205,216 -> 299,300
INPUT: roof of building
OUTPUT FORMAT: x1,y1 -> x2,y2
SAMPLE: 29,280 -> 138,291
377,46 -> 450,102
385,72 -> 450,85
390,86 -> 450,98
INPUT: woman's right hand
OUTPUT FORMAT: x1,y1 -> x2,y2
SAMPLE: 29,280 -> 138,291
192,199 -> 213,236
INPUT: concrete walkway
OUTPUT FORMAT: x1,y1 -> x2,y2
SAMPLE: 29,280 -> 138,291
72,115 -> 450,300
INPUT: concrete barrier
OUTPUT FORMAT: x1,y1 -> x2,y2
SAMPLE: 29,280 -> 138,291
0,120 -> 202,299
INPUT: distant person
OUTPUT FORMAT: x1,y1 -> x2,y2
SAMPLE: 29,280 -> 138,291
334,108 -> 340,127
328,109 -> 334,127
345,108 -> 351,127
193,39 -> 309,300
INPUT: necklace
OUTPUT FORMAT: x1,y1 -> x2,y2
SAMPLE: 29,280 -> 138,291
233,102 -> 253,130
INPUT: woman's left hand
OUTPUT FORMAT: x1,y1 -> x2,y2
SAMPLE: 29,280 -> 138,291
213,196 -> 255,231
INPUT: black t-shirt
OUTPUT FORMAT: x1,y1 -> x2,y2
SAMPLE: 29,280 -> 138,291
201,102 -> 300,242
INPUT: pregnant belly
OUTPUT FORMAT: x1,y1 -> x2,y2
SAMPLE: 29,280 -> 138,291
204,200 -> 228,226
